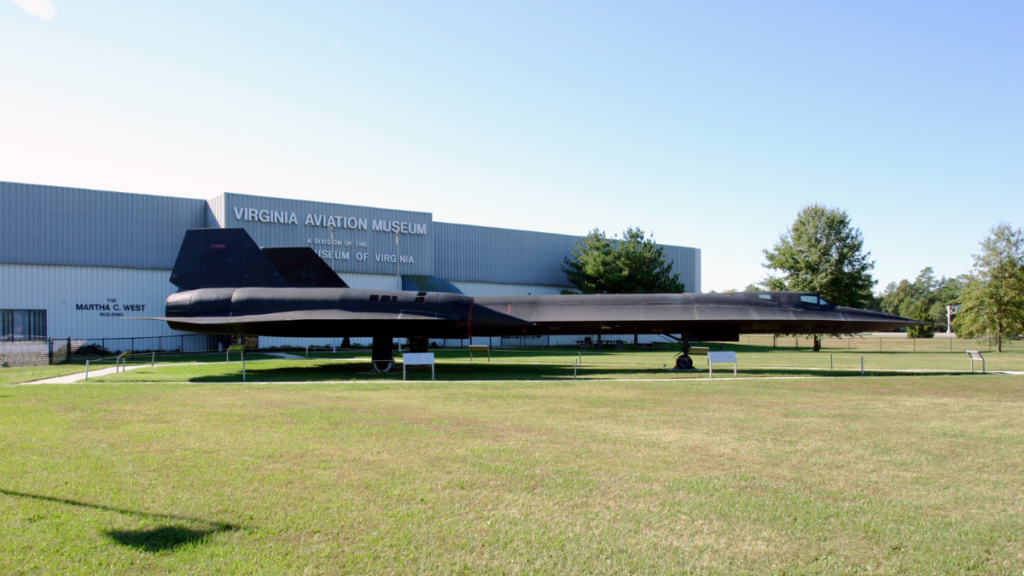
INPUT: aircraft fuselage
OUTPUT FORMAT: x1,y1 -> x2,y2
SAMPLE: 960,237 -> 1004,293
162,287 -> 915,341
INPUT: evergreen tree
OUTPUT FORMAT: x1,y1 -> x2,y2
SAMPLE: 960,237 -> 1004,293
879,267 -> 962,337
562,227 -> 685,294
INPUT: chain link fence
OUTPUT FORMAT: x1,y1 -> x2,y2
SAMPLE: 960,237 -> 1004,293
737,334 -> 1021,353
0,334 -> 210,367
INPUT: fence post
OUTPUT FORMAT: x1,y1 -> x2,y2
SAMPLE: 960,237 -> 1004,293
67,337 -> 71,364
48,338 -> 53,365
85,360 -> 89,381
861,357 -> 864,376
151,351 -> 155,367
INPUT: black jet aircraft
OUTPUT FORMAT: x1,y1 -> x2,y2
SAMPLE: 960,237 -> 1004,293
146,229 -> 919,371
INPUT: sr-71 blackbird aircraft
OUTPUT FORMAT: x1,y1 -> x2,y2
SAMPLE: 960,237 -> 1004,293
145,229 -> 918,371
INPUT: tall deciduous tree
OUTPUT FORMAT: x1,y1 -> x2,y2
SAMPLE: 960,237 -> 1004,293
954,223 -> 1024,352
562,227 -> 685,294
762,204 -> 876,307
762,204 -> 876,350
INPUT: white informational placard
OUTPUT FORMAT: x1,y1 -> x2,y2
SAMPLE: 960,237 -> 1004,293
966,350 -> 985,373
469,345 -> 490,362
403,352 -> 435,380
707,351 -> 737,377
404,353 -> 435,365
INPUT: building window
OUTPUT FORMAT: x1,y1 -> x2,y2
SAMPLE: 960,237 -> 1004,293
1,309 -> 47,340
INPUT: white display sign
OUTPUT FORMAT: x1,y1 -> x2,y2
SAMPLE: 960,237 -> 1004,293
403,353 -> 435,365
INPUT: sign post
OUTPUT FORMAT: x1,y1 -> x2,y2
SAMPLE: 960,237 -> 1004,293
403,352 -> 435,381
228,345 -> 247,380
966,350 -> 985,373
707,351 -> 737,377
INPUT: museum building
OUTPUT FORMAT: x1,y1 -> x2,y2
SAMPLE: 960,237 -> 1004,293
0,181 -> 701,349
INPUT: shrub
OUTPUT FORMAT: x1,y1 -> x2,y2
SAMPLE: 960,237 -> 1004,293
75,344 -> 113,357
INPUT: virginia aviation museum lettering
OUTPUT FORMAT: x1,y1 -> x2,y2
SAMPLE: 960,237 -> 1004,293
233,206 -> 427,235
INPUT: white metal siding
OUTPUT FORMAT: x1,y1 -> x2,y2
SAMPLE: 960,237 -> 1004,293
434,221 -> 701,292
206,194 -> 225,228
451,281 -> 565,297
0,264 -> 182,339
0,181 -> 206,270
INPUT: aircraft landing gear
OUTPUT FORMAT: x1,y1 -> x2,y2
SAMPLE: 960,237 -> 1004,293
674,341 -> 697,371
372,336 -> 395,372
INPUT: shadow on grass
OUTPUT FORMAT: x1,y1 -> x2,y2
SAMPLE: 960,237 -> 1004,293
105,525 -> 228,552
0,488 -> 240,552
174,360 -> 973,383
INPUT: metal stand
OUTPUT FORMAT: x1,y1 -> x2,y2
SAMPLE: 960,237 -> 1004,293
372,336 -> 395,372
469,345 -> 490,362
967,350 -> 985,373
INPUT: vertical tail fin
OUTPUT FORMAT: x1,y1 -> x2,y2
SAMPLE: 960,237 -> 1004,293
262,248 -> 348,288
170,229 -> 289,290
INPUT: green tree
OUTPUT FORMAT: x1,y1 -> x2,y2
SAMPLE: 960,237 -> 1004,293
561,229 -> 618,294
879,267 -> 962,337
905,299 -> 936,338
762,204 -> 876,307
562,227 -> 685,294
954,223 -> 1024,352
762,204 -> 876,350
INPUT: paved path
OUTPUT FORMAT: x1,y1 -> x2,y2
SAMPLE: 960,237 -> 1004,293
25,364 -> 171,384
265,352 -> 303,359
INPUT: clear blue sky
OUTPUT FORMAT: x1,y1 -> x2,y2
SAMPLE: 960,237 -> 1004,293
2,1 -> 1020,292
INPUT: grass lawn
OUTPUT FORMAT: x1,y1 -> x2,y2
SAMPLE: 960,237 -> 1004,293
0,353 -> 280,385
0,365 -> 99,385
80,343 -> 1024,384
2,372 -> 1024,574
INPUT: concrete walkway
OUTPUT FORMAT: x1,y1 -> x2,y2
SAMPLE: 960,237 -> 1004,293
21,353 -> 301,385
264,352 -> 303,359
25,364 -> 170,384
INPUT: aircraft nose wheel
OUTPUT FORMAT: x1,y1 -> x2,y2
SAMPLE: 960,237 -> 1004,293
672,339 -> 697,371
675,356 -> 694,370
372,360 -> 395,372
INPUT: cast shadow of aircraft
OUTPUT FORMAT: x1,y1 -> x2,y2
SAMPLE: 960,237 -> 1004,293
0,488 -> 241,552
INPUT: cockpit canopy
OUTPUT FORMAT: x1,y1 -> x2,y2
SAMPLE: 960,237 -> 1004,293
798,294 -> 833,306
750,292 -> 835,308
